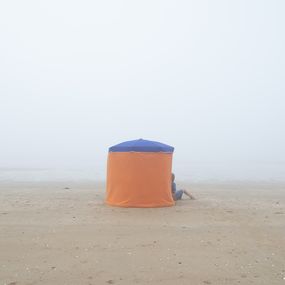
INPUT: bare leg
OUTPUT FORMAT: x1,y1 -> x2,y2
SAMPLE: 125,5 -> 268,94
183,189 -> 195,200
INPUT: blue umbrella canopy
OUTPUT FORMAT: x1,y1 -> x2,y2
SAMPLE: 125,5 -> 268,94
109,139 -> 174,153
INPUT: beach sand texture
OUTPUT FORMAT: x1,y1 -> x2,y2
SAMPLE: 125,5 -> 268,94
0,182 -> 284,285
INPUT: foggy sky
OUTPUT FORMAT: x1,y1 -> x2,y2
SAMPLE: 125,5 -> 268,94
1,1 -> 284,181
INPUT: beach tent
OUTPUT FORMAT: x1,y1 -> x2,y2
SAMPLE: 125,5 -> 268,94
106,139 -> 175,207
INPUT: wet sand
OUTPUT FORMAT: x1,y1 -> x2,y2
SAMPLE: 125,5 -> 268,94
0,182 -> 284,285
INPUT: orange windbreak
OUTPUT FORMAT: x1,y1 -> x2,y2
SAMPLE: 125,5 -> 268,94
106,152 -> 174,207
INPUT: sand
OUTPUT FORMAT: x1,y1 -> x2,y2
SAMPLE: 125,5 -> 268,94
0,182 -> 284,285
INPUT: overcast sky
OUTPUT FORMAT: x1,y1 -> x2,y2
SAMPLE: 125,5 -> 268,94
0,1 -> 284,181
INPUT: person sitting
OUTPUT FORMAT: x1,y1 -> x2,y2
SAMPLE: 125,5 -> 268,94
171,173 -> 195,201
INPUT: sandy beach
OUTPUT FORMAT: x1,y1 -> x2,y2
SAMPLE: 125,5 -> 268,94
0,182 -> 284,285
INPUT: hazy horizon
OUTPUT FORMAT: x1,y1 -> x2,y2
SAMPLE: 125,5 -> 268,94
1,1 -> 284,182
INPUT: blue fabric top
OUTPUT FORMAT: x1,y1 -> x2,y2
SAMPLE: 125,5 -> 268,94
109,139 -> 174,153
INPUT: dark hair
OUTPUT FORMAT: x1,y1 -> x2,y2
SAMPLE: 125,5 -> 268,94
172,173 -> 175,181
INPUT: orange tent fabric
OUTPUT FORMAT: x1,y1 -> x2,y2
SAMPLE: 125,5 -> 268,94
106,139 -> 175,207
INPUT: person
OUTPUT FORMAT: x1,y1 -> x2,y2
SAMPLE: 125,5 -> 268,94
171,173 -> 195,201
